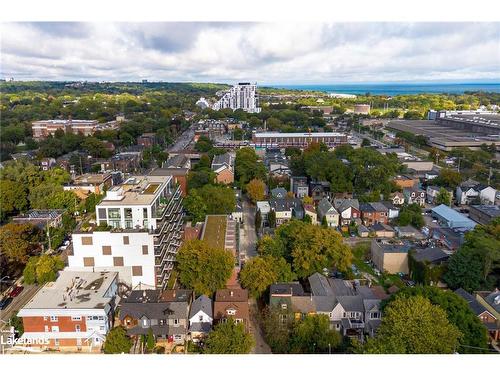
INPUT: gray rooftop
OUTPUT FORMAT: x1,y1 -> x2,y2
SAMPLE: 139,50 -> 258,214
454,288 -> 489,316
189,295 -> 213,319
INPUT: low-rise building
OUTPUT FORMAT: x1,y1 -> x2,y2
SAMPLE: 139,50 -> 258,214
389,192 -> 405,206
213,289 -> 249,330
12,209 -> 64,229
17,271 -> 118,352
370,223 -> 395,238
256,201 -> 271,227
468,205 -> 500,225
64,173 -> 114,195
431,204 -> 477,230
211,153 -> 234,185
188,295 -> 213,342
304,204 -> 318,225
360,202 -> 389,226
317,198 -> 339,227
290,176 -> 309,198
371,239 -> 411,274
119,289 -> 193,344
309,181 -> 330,204
456,180 -> 497,205
393,175 -> 418,189
403,187 -> 426,207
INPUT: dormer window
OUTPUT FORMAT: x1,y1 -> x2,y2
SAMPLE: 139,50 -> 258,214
226,308 -> 236,316
281,303 -> 287,310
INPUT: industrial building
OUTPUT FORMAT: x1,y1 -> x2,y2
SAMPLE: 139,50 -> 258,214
251,131 -> 348,148
431,204 -> 477,230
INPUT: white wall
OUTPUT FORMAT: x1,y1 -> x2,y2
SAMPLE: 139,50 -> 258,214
69,232 -> 155,289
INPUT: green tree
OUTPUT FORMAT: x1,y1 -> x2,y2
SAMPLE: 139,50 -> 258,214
235,147 -> 267,187
364,295 -> 461,354
435,188 -> 452,206
386,286 -> 489,353
396,203 -> 424,228
183,190 -> 208,223
321,215 -> 328,228
146,328 -> 155,351
257,235 -> 286,258
290,315 -> 341,353
260,306 -> 293,353
240,255 -> 295,298
204,319 -> 254,354
0,179 -> 28,221
361,138 -> 371,147
255,209 -> 262,230
177,240 -> 234,295
103,326 -> 133,354
434,168 -> 463,189
194,135 -> 213,152
23,255 -> 64,285
268,210 -> 276,228
10,311 -> 24,336
444,219 -> 500,291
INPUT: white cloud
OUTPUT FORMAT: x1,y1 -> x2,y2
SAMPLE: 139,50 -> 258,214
0,22 -> 498,83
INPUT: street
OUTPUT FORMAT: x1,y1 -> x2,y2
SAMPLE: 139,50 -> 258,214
167,124 -> 196,153
239,199 -> 258,260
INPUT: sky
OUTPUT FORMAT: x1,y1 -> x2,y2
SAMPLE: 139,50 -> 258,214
1,22 -> 499,84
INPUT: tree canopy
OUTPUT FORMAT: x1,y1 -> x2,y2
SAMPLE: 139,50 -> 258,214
204,319 -> 254,354
364,295 -> 462,354
176,240 -> 234,295
103,326 -> 133,354
246,178 -> 266,203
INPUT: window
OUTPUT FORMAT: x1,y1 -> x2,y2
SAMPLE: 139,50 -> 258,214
51,326 -> 59,332
75,325 -> 81,332
234,319 -> 243,324
123,236 -> 129,245
76,338 -> 82,346
98,316 -> 104,320
54,339 -> 60,346
132,266 -> 142,276
44,326 -> 49,332
50,316 -> 58,322
108,208 -> 121,219
281,303 -> 287,310
142,245 -> 148,255
198,315 -> 203,322
98,208 -> 107,221
371,312 -> 380,319
99,326 -> 105,331
143,208 -> 148,218
81,236 -> 93,245
159,319 -> 165,326
102,246 -> 112,255
113,257 -> 124,267
83,257 -> 95,267
226,309 -> 236,316
174,334 -> 182,341
71,316 -> 82,321
43,316 -> 48,321
173,319 -> 179,326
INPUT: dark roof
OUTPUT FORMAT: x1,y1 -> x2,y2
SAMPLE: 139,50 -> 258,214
470,205 -> 500,219
454,288 -> 489,316
412,247 -> 449,263
270,282 -> 305,296
167,154 -> 189,168
189,295 -> 213,319
371,223 -> 395,232
337,295 -> 365,312
189,322 -> 212,334
160,289 -> 193,303
269,197 -> 302,212
271,187 -> 288,198
149,167 -> 189,176
215,288 -> 248,302
484,291 -> 500,314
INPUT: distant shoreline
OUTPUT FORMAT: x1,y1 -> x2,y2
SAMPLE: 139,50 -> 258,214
266,83 -> 500,96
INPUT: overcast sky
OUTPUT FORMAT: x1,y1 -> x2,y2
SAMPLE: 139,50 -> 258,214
1,22 -> 499,84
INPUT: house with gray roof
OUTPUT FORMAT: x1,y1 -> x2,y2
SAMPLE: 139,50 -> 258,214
271,187 -> 288,199
333,198 -> 361,227
188,295 -> 213,342
119,289 -> 193,344
317,198 -> 339,227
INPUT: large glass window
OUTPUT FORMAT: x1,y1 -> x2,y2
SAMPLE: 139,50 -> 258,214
108,208 -> 121,219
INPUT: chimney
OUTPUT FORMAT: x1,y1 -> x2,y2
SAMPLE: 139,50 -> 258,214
230,290 -> 234,297
142,290 -> 147,302
173,290 -> 176,298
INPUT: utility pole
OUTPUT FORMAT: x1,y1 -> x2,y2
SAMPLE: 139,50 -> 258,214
457,157 -> 461,174
488,166 -> 492,186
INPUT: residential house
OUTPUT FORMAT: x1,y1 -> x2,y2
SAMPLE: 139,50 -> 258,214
468,205 -> 500,225
426,185 -> 453,204
17,271 -> 118,352
188,295 -> 213,342
269,198 -> 304,226
12,209 -> 64,229
317,198 -> 339,227
389,192 -> 405,206
137,133 -> 156,148
303,204 -> 318,225
371,239 -> 411,274
333,198 -> 361,227
166,154 -> 191,170
271,187 -> 288,199
120,289 -> 193,344
381,201 -> 400,220
63,173 -> 113,196
213,289 -> 250,330
40,157 -> 56,171
360,202 -> 389,226
455,289 -> 499,342
456,180 -> 497,205
358,225 -> 370,238
290,176 -> 309,198
256,201 -> 271,227
309,181 -> 331,204
403,187 -> 426,207
211,153 -> 234,185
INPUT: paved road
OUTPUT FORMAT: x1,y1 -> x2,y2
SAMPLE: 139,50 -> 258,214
240,199 -> 258,260
0,284 -> 42,354
167,124 -> 196,153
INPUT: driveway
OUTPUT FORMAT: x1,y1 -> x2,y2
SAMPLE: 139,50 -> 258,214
240,199 -> 258,260
248,298 -> 271,354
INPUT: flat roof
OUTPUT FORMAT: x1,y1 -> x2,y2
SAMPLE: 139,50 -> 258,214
432,204 -> 477,226
19,271 -> 117,311
254,132 -> 346,138
98,175 -> 172,206
72,173 -> 111,185
201,215 -> 227,250
470,205 -> 500,218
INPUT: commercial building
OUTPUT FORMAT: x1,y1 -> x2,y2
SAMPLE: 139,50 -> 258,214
17,271 -> 118,352
353,104 -> 371,115
252,132 -> 348,149
68,174 -> 184,289
212,83 -> 261,113
431,204 -> 477,230
32,119 -> 100,140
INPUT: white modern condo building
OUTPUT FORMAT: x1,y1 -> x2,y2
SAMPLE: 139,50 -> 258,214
68,175 -> 183,290
212,82 -> 261,113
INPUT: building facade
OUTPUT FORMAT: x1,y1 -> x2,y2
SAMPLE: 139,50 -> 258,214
212,83 -> 261,113
252,132 -> 348,149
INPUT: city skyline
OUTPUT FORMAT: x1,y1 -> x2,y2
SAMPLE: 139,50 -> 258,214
1,22 -> 499,83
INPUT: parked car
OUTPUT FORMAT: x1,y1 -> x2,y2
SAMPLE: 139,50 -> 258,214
9,285 -> 24,298
0,297 -> 13,310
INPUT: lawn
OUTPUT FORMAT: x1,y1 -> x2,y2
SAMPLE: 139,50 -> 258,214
202,215 -> 227,250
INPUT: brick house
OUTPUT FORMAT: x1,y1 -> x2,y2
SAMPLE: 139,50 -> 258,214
359,202 -> 389,226
213,289 -> 250,330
